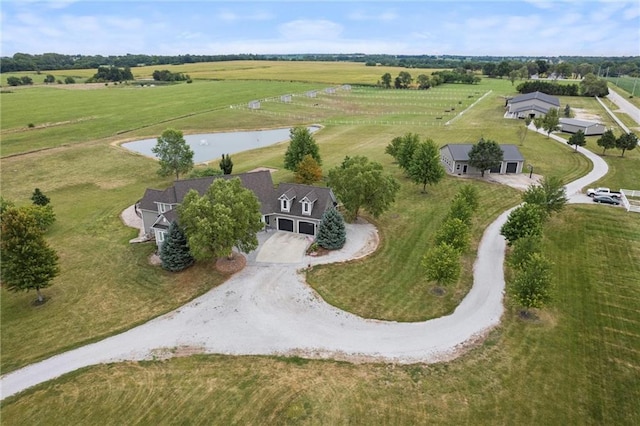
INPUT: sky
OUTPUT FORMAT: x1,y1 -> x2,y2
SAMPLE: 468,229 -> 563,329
1,0 -> 639,57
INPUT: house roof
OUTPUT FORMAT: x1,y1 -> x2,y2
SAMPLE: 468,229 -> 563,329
559,118 -> 602,128
509,91 -> 560,107
276,184 -> 335,220
140,170 -> 276,215
140,170 -> 336,222
441,144 -> 524,162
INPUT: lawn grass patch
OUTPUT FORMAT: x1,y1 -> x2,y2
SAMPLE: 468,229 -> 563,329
1,62 -> 633,424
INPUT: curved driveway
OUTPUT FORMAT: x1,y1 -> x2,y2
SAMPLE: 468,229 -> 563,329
0,138 -> 609,401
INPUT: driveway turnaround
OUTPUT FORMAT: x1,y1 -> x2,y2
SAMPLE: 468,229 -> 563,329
0,146 -> 609,400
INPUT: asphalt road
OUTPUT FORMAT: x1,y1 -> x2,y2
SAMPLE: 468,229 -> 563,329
606,87 -> 640,126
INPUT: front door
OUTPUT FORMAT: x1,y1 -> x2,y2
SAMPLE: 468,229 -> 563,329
462,165 -> 468,174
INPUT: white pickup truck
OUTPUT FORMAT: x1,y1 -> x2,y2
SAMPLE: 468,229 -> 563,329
586,187 -> 621,198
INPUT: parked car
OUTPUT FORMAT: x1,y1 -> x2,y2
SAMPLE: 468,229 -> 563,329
586,187 -> 621,198
592,195 -> 621,205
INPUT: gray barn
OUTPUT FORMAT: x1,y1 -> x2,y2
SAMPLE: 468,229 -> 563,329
440,144 -> 525,175
559,118 -> 606,136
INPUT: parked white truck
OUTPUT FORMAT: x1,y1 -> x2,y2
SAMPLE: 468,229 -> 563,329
586,187 -> 621,198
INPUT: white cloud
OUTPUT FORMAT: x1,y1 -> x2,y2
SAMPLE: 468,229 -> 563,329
278,19 -> 343,40
623,4 -> 640,20
348,10 -> 398,21
216,9 -> 273,22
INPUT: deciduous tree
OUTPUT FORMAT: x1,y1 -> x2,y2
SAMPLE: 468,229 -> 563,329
178,178 -> 263,260
596,129 -> 617,155
159,221 -> 195,272
1,207 -> 59,304
407,139 -> 445,193
422,242 -> 461,287
380,73 -> 392,88
511,253 -> 553,312
434,218 -> 470,252
284,127 -> 321,171
616,132 -> 638,157
567,130 -> 586,151
294,154 -> 323,184
152,128 -> 194,180
416,74 -> 431,89
316,208 -> 346,250
328,156 -> 400,221
522,176 -> 568,217
542,108 -> 560,138
500,203 -> 544,246
395,133 -> 420,172
468,138 -> 503,177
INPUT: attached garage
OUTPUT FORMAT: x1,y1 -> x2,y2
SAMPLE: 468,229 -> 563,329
277,218 -> 294,232
489,164 -> 501,173
298,221 -> 315,236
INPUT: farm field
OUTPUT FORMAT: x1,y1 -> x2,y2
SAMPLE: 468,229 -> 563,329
1,61 -> 639,423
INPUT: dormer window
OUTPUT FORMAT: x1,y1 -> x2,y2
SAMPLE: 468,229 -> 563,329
278,188 -> 297,213
300,190 -> 317,216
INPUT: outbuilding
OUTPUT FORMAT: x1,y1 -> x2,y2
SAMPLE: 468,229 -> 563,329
559,118 -> 606,136
440,144 -> 525,176
506,91 -> 560,119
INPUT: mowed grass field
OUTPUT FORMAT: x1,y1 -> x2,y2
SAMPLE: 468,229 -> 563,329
1,61 -> 639,423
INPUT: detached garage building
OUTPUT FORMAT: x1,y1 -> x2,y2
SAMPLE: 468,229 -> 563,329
440,144 -> 525,176
559,118 -> 606,136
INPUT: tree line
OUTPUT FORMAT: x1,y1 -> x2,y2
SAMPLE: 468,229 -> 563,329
516,73 -> 609,97
2,52 -> 638,77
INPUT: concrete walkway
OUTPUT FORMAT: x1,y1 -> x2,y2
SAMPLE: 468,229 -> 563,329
0,143 -> 610,401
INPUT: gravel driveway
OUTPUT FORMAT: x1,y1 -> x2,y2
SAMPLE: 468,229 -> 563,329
0,144 -> 610,400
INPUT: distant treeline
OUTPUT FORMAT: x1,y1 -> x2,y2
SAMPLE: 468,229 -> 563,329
1,52 -> 638,78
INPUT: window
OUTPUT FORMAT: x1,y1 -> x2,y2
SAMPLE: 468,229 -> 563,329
157,230 -> 165,242
302,202 -> 310,215
280,199 -> 289,212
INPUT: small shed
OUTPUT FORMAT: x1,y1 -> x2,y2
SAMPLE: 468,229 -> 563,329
306,90 -> 317,98
440,144 -> 525,175
248,100 -> 261,109
325,87 -> 336,94
341,84 -> 352,91
559,118 -> 606,136
280,94 -> 292,103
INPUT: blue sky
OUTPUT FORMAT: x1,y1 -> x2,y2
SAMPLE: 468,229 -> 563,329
1,0 -> 639,57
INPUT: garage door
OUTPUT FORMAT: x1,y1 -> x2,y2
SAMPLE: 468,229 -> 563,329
278,218 -> 294,232
489,164 -> 501,173
299,221 -> 315,236
506,162 -> 518,173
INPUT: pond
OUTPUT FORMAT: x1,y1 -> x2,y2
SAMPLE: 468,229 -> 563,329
121,126 -> 320,163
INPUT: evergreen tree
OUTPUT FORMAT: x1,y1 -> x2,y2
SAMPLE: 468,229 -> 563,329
219,153 -> 233,175
159,221 -> 195,272
31,188 -> 50,206
316,208 -> 346,250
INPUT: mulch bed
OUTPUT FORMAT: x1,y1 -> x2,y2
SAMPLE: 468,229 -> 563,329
215,253 -> 247,274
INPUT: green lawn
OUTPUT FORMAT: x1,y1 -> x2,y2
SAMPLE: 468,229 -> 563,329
2,206 -> 638,425
1,62 -> 638,423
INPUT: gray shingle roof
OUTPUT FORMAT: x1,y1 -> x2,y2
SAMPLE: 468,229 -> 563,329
276,183 -> 336,220
559,118 -> 602,127
512,104 -> 553,115
509,91 -> 560,107
441,144 -> 524,162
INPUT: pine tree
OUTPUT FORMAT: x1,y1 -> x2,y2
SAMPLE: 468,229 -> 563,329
316,207 -> 346,250
219,153 -> 233,175
159,221 -> 195,272
31,188 -> 50,206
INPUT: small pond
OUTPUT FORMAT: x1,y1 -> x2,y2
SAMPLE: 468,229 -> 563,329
121,126 -> 320,163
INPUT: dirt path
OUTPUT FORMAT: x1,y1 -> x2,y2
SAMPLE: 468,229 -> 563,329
0,146 -> 609,400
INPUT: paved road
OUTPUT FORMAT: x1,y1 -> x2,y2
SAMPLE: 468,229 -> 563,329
0,142 -> 609,401
607,87 -> 640,126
